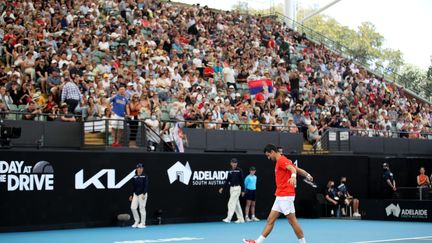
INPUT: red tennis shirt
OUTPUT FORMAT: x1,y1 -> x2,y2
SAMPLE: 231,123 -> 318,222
275,155 -> 296,197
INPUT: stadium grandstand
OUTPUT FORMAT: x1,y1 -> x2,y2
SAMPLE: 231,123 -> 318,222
0,0 -> 431,243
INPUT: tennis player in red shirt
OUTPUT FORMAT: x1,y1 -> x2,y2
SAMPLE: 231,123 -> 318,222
243,144 -> 313,243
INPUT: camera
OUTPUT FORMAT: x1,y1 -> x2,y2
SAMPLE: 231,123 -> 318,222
0,125 -> 21,148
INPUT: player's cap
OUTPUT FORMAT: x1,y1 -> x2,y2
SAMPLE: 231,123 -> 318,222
249,166 -> 256,171
230,158 -> 238,163
136,163 -> 143,168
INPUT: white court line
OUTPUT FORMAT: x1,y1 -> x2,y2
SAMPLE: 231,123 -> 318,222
351,236 -> 432,243
115,237 -> 204,243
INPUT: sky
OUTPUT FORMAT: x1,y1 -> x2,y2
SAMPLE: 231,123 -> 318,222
174,0 -> 432,71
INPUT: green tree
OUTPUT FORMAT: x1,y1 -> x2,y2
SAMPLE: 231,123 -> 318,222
297,8 -> 404,77
425,58 -> 432,99
398,64 -> 427,97
376,48 -> 404,76
298,9 -> 384,64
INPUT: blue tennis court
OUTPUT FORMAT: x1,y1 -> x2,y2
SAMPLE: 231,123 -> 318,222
1,219 -> 431,243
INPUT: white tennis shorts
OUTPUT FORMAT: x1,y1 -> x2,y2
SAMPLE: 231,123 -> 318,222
271,196 -> 295,215
111,114 -> 124,129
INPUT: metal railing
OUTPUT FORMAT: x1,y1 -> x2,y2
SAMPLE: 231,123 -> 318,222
3,110 -> 431,153
315,129 -> 330,151
83,118 -> 175,152
396,187 -> 432,200
159,118 -> 297,132
349,128 -> 432,140
310,127 -> 432,154
0,110 -> 83,122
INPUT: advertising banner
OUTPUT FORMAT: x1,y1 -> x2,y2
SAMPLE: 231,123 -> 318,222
0,152 -> 278,231
0,151 -> 399,231
362,200 -> 432,222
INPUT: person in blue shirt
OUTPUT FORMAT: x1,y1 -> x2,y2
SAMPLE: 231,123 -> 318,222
110,85 -> 128,146
244,166 -> 260,222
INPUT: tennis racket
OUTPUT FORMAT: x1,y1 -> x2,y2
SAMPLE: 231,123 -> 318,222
303,178 -> 317,188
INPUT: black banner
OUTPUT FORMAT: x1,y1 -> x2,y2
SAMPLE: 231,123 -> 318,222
0,151 -> 429,231
362,199 -> 432,222
0,151 -> 280,231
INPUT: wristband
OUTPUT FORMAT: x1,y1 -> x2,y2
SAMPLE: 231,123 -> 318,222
291,173 -> 297,178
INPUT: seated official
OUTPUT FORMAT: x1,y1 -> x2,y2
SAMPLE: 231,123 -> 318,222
337,177 -> 361,217
325,180 -> 341,216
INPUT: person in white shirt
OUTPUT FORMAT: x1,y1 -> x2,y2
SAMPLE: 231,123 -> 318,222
98,35 -> 110,51
144,113 -> 160,151
171,67 -> 182,82
97,58 -> 111,74
160,122 -> 175,151
79,3 -> 90,15
193,55 -> 203,68
0,86 -> 13,110
223,62 -> 236,89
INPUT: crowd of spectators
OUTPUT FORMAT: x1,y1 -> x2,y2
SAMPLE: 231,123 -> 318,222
0,0 -> 431,144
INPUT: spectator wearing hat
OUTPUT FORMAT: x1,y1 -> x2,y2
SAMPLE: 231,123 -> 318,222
293,105 -> 305,127
129,163 -> 148,229
288,117 -> 299,133
60,102 -> 76,122
274,117 -> 287,132
219,158 -> 245,223
125,82 -> 136,100
244,166 -> 260,222
281,97 -> 292,112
